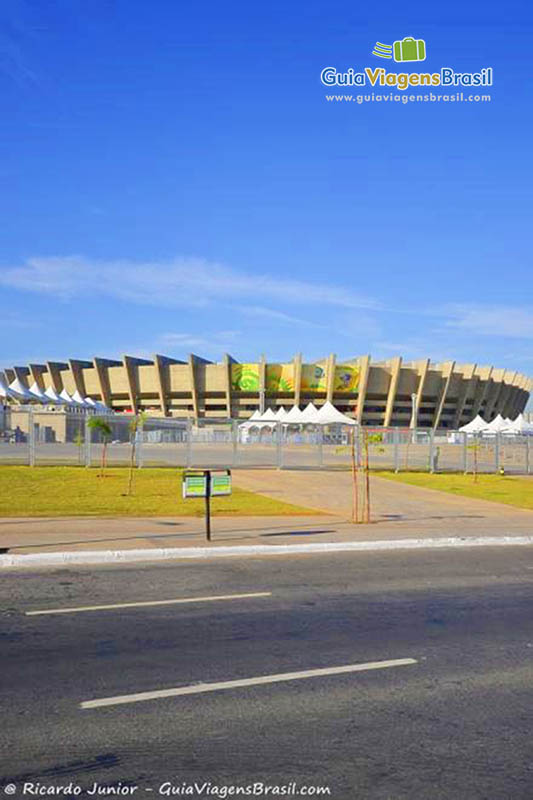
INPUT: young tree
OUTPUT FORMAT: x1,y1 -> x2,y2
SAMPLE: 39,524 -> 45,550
127,411 -> 146,496
73,428 -> 84,465
88,417 -> 112,478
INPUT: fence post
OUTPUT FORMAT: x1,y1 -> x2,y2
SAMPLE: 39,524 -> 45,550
232,419 -> 238,467
429,429 -> 435,473
495,433 -> 500,473
276,422 -> 283,469
136,417 -> 144,469
84,414 -> 91,467
186,418 -> 192,468
393,428 -> 399,473
462,431 -> 468,473
28,406 -> 35,467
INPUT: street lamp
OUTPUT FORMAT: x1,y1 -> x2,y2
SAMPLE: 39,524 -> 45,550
410,393 -> 418,434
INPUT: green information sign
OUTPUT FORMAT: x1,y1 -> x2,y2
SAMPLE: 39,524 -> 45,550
182,473 -> 208,499
211,472 -> 232,496
182,470 -> 232,541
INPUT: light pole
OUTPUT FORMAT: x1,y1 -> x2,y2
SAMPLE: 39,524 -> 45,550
410,392 -> 418,441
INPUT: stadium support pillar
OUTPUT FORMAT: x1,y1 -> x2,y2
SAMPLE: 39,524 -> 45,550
484,369 -> 506,420
356,355 -> 371,425
154,354 -> 169,417
293,353 -> 302,407
123,355 -> 140,414
47,361 -> 68,394
432,361 -> 455,430
453,364 -> 477,429
259,354 -> 266,413
223,354 -> 234,417
500,372 -> 518,418
412,359 -> 430,429
384,356 -> 402,427
470,366 -> 493,420
326,353 -> 336,404
93,357 -> 118,409
188,355 -> 200,420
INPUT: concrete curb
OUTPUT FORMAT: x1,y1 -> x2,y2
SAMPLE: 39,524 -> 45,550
2,535 -> 533,568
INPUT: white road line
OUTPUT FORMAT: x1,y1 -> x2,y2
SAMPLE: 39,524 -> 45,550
80,658 -> 418,709
26,591 -> 272,616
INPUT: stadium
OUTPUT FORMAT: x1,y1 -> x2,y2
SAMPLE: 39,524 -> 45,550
1,354 -> 531,429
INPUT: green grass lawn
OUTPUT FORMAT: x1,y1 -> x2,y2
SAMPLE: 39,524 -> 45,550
0,466 -> 314,517
377,471 -> 533,511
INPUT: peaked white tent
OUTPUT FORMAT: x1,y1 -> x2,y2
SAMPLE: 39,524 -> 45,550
28,382 -> 51,404
486,414 -> 508,433
316,401 -> 356,426
300,402 -> 321,424
0,372 -> 27,402
275,407 -> 288,421
459,414 -> 488,433
72,390 -> 90,407
59,389 -> 76,406
43,385 -> 66,405
258,408 -> 278,422
84,397 -> 110,413
503,413 -> 533,435
9,378 -> 43,403
283,405 -> 305,423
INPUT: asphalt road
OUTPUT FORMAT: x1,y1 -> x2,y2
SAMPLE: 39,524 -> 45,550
3,548 -> 533,798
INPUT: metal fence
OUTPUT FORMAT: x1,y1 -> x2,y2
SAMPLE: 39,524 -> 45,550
0,409 -> 532,473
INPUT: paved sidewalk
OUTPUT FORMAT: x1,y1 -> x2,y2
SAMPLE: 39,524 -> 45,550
232,470 -> 533,536
1,470 -> 532,555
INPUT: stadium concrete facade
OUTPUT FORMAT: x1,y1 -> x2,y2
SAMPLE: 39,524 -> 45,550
2,355 -> 531,429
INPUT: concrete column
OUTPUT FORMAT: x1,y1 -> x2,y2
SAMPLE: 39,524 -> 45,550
293,353 -> 303,407
326,353 -> 336,404
432,361 -> 456,430
384,356 -> 402,427
356,355 -> 371,425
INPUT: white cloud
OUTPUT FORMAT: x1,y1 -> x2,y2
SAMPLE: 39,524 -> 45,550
0,255 -> 379,312
443,305 -> 533,338
159,331 -> 240,352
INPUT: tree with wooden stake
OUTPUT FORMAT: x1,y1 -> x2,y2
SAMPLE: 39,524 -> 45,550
127,411 -> 146,496
87,417 -> 112,478
468,435 -> 481,483
350,424 -> 359,524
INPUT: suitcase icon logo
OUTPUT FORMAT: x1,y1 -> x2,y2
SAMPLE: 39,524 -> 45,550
393,37 -> 426,62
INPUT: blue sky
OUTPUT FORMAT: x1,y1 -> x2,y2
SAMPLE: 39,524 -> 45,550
1,0 -> 532,383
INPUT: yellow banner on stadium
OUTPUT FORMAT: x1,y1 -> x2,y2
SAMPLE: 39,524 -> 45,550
231,363 -> 260,392
266,364 -> 294,392
301,364 -> 328,392
334,365 -> 359,393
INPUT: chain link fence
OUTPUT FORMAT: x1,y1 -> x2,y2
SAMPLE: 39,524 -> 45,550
0,408 -> 532,474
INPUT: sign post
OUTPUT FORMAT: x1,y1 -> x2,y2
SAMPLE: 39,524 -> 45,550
182,469 -> 232,542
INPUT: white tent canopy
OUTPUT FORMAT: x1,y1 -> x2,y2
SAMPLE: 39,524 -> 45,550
71,389 -> 90,407
43,385 -> 66,405
59,389 -> 76,406
283,405 -> 305,423
300,402 -> 321,424
486,414 -> 509,433
84,397 -> 110,413
259,408 -> 278,422
503,413 -> 533,434
28,382 -> 51,404
9,378 -> 43,403
316,401 -> 356,426
459,414 -> 488,433
0,374 -> 26,402
275,407 -> 288,421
